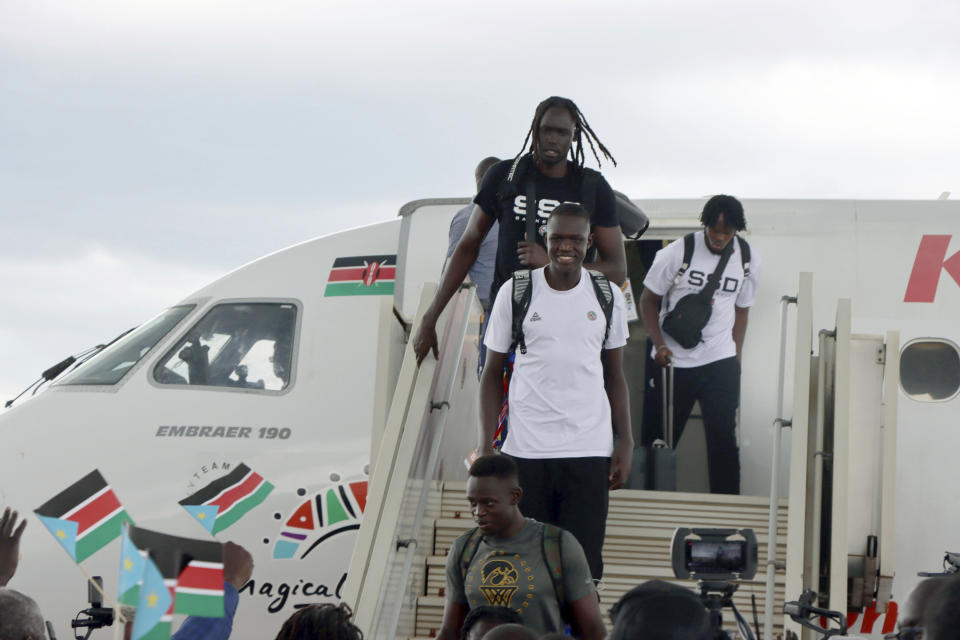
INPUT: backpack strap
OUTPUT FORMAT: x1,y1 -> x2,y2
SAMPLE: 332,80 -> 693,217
587,269 -> 615,350
525,176 -> 538,244
458,527 -> 485,582
736,235 -> 751,279
541,524 -> 565,604
510,269 -> 534,355
665,232 -> 697,310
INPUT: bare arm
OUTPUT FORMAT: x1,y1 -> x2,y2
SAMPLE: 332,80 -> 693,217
568,592 -> 608,640
414,206 -> 495,364
733,306 -> 749,361
639,288 -> 672,367
479,349 -> 507,455
436,601 -> 468,640
584,225 -> 627,285
603,347 -> 633,489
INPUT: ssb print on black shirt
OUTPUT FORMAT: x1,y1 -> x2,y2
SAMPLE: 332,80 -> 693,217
473,159 -> 618,301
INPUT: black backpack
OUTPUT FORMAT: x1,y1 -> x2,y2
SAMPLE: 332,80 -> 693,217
660,233 -> 751,349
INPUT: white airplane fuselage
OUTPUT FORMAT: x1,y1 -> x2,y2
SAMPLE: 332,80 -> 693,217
1,198 -> 959,639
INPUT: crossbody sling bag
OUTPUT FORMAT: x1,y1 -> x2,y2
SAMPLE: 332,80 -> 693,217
660,237 -> 734,349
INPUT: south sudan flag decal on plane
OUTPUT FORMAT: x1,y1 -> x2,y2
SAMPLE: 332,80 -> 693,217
179,463 -> 274,535
324,255 -> 396,297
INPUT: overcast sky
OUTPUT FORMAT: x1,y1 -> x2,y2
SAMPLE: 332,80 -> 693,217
2,0 -> 958,404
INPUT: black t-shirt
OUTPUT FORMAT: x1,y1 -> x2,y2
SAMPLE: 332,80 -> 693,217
473,159 -> 618,301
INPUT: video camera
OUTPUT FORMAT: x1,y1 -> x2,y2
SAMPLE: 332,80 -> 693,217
671,528 -> 759,640
71,576 -> 114,640
918,551 -> 960,577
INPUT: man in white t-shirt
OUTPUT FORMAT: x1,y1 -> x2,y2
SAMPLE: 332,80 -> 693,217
479,202 -> 632,581
639,195 -> 761,495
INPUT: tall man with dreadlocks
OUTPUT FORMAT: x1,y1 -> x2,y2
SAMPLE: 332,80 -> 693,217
413,96 -> 627,365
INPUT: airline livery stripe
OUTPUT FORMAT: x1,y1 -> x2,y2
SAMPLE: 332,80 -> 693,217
327,266 -> 397,282
207,473 -> 262,511
212,482 -> 273,534
61,486 -> 111,520
179,464 -> 251,506
69,492 -> 123,535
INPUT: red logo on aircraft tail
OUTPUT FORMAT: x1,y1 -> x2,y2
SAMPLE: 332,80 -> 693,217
904,235 -> 960,302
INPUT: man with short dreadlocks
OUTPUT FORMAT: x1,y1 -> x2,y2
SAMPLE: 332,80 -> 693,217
414,96 -> 627,366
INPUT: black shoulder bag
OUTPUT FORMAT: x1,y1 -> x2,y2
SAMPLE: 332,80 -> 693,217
660,239 -> 733,349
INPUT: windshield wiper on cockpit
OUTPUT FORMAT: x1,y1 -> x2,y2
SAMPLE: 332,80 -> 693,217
4,327 -> 136,408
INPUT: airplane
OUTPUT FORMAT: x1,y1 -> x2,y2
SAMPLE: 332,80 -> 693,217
1,195 -> 959,640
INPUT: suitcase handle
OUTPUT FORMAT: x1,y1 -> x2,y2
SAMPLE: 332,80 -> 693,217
661,362 -> 674,448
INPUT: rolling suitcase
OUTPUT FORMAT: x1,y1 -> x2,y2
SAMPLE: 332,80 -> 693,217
626,362 -> 678,491
648,362 -> 678,490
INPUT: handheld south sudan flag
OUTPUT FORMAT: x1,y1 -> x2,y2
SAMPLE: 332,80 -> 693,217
179,463 -> 273,535
118,524 -> 147,605
128,526 -> 225,618
131,553 -> 175,640
324,254 -> 396,296
34,470 -> 133,563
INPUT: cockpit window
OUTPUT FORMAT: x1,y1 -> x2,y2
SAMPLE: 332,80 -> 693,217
153,303 -> 297,391
900,339 -> 960,402
58,305 -> 196,386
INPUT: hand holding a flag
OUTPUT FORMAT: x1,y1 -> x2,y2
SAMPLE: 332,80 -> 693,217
0,507 -> 28,586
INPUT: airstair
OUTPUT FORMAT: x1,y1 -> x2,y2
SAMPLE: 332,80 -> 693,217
341,270 -> 900,640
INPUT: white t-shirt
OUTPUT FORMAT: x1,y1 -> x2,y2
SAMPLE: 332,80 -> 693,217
643,232 -> 761,368
484,267 -> 629,459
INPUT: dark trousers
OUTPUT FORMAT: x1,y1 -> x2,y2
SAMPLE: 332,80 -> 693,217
644,356 -> 741,495
506,455 -> 610,580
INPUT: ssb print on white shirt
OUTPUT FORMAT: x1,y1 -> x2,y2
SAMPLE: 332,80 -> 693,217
484,267 -> 629,459
642,232 -> 762,369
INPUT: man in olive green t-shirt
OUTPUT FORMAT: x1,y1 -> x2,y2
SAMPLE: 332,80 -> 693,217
436,455 -> 606,640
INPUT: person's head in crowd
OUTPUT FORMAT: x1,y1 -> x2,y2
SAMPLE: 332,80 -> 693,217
480,623 -> 539,640
0,588 -> 46,640
608,579 -> 711,640
545,203 -> 592,275
274,602 -> 363,640
467,455 -> 524,538
699,195 -> 745,256
521,96 -> 617,170
461,605 -> 523,640
475,157 -> 500,191
900,576 -> 951,636
923,574 -> 960,640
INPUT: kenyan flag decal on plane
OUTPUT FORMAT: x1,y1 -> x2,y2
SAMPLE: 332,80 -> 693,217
179,463 -> 274,535
34,469 -> 134,563
324,254 -> 396,297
